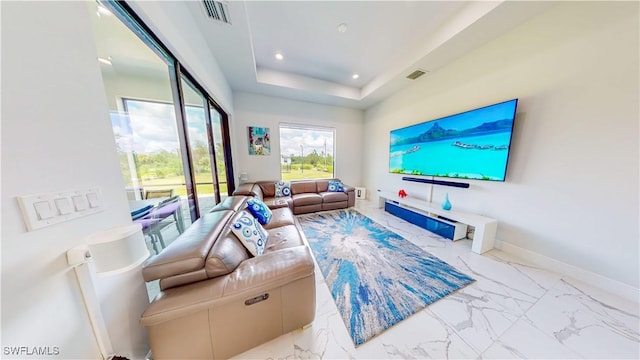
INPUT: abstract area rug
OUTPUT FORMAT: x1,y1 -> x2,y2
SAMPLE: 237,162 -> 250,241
297,209 -> 475,346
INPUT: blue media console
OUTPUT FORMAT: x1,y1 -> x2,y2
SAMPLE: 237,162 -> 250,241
377,191 -> 498,254
384,201 -> 467,240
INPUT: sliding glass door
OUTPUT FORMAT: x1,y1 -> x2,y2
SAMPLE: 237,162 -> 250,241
210,106 -> 231,200
89,0 -> 235,255
181,75 -> 220,215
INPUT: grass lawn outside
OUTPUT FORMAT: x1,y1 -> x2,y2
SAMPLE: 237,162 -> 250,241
138,168 -> 333,196
139,174 -> 228,196
281,168 -> 333,181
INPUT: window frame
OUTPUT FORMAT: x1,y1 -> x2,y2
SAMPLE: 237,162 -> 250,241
279,123 -> 336,180
101,0 -> 235,221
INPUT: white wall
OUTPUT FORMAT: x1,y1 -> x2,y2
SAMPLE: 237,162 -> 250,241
128,1 -> 233,114
103,75 -> 173,111
232,92 -> 364,187
1,2 -> 134,358
363,2 -> 639,288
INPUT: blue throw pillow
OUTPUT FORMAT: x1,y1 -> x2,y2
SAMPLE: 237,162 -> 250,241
328,180 -> 345,192
231,212 -> 268,256
246,198 -> 272,225
274,180 -> 291,197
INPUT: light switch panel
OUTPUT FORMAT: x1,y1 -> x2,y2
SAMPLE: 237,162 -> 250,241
72,195 -> 88,211
86,192 -> 100,208
34,201 -> 55,220
17,187 -> 103,231
55,198 -> 73,215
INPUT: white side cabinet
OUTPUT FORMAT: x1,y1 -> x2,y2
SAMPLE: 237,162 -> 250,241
378,191 -> 498,254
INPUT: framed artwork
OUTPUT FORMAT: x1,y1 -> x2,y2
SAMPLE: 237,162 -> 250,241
248,126 -> 270,155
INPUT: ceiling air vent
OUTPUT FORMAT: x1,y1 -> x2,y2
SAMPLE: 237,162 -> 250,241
202,0 -> 231,24
406,69 -> 428,80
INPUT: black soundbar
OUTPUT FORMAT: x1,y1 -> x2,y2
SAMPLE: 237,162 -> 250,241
402,177 -> 470,188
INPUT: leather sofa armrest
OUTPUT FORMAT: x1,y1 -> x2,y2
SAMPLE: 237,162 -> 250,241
343,184 -> 355,207
142,210 -> 234,282
251,184 -> 264,200
232,182 -> 264,200
233,183 -> 255,196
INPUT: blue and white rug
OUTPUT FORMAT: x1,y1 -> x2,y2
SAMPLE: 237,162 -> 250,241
297,209 -> 475,346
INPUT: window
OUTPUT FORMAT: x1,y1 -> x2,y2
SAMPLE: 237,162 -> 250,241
279,125 -> 335,180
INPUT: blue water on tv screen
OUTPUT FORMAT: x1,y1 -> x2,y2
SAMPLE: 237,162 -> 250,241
389,99 -> 518,181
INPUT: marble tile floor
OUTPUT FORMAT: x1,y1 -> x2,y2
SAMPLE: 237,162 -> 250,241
232,200 -> 639,359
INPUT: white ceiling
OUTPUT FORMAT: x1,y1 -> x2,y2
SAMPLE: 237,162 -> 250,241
95,1 -> 554,110
246,1 -> 466,88
183,1 -> 553,109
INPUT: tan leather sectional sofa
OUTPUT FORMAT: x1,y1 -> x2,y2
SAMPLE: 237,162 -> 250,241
234,179 -> 355,214
139,195 -> 316,359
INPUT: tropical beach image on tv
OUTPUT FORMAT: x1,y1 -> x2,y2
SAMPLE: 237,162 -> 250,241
389,99 -> 518,181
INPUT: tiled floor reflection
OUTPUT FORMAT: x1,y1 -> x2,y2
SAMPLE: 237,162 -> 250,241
227,200 -> 639,359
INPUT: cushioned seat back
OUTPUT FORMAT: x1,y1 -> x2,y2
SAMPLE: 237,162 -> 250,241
291,180 -> 317,194
205,226 -> 250,278
142,210 -> 234,282
316,180 -> 329,192
210,196 -> 249,213
257,181 -> 276,198
232,183 -> 256,196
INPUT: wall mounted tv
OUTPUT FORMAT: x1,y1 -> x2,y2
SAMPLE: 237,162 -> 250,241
389,98 -> 518,182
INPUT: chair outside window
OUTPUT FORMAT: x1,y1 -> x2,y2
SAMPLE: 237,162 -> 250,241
134,217 -> 164,254
131,194 -> 184,254
145,189 -> 174,199
151,195 -> 185,233
146,195 -> 184,254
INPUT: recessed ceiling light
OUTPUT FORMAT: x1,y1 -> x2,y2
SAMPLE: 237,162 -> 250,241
98,57 -> 112,65
338,23 -> 348,33
96,4 -> 112,17
274,52 -> 284,61
352,74 -> 360,80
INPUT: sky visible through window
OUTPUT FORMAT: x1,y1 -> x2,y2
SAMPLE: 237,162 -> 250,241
111,100 -> 221,154
279,126 -> 334,161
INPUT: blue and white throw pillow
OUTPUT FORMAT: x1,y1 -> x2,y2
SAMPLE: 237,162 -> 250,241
246,198 -> 272,225
328,180 -> 345,192
231,212 -> 268,256
274,180 -> 291,197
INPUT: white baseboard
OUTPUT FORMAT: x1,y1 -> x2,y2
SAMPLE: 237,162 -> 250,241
495,240 -> 639,303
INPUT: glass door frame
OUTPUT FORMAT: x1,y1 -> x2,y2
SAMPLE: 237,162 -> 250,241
179,67 -> 235,198
102,0 -> 235,222
179,71 -> 222,211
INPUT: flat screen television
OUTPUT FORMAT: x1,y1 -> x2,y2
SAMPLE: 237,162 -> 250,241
389,99 -> 518,181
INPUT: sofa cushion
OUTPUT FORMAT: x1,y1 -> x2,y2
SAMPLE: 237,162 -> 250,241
246,198 -> 272,225
291,180 -> 317,195
320,191 -> 348,203
316,180 -> 329,192
263,207 -> 295,230
230,211 -> 268,256
205,229 -> 250,279
274,180 -> 291,197
292,193 -> 322,206
257,182 -> 276,198
265,225 -> 305,252
327,180 -> 345,192
262,197 -> 292,209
